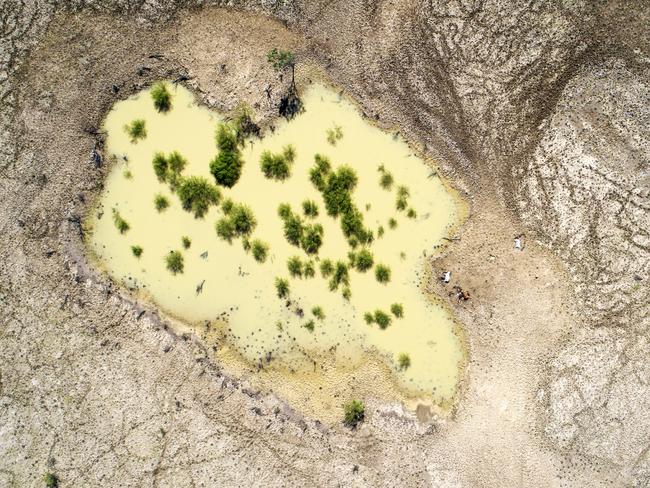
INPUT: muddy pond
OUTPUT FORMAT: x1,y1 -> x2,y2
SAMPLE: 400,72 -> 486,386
87,81 -> 467,416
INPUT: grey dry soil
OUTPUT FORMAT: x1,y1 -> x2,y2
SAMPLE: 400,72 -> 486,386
1,2 -> 649,487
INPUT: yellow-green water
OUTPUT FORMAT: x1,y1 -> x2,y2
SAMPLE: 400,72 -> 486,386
88,82 -> 466,405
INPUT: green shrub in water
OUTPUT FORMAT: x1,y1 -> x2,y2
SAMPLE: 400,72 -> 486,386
283,213 -> 304,247
302,199 -> 319,218
112,209 -> 129,234
251,239 -> 269,263
300,223 -> 323,255
375,264 -> 391,284
176,176 -> 221,218
374,310 -> 391,329
124,119 -> 146,142
320,259 -> 334,278
215,218 -> 236,242
151,82 -> 171,112
154,194 -> 169,212
260,145 -> 295,180
287,256 -> 303,278
390,303 -> 404,318
165,250 -> 184,274
329,261 -> 349,291
304,260 -> 316,278
397,352 -> 411,370
379,171 -> 394,190
275,277 -> 289,298
343,399 -> 365,428
210,123 -> 243,188
303,319 -> 315,332
355,248 -> 373,272
326,125 -> 343,145
312,306 -> 325,320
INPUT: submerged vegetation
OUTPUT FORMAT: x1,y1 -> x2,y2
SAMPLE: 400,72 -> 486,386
211,123 -> 244,188
151,82 -> 171,112
124,119 -> 146,142
343,399 -> 365,428
260,145 -> 295,180
165,250 -> 184,274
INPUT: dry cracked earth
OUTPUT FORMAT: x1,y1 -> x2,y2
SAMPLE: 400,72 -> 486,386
1,1 -> 649,487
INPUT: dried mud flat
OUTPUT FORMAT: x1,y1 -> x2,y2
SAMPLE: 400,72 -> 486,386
1,1 -> 648,487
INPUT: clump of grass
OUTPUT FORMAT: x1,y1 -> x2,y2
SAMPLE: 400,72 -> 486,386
154,194 -> 169,212
287,256 -> 303,278
251,239 -> 269,263
131,245 -> 143,258
151,82 -> 171,112
211,123 -> 244,188
177,176 -> 221,218
301,223 -> 324,255
355,248 -> 373,272
390,303 -> 404,318
312,306 -> 325,320
326,125 -> 343,145
43,472 -> 59,488
232,102 -> 260,143
151,151 -> 187,188
396,185 -> 410,211
375,264 -> 391,283
112,209 -> 129,234
342,286 -> 351,301
215,218 -> 236,242
374,310 -> 391,329
181,236 -> 191,249
379,171 -> 394,190
388,217 -> 398,229
407,208 -> 417,219
320,259 -> 334,278
277,204 -> 303,247
329,261 -> 349,291
215,203 -> 257,242
377,225 -> 385,238
304,260 -> 316,278
242,238 -> 251,252
397,353 -> 411,370
363,312 -> 374,324
343,399 -> 364,428
124,119 -> 146,142
165,250 -> 184,274
123,169 -> 133,179
309,157 -> 372,247
260,145 -> 295,180
275,277 -> 289,298
221,198 -> 234,215
303,319 -> 315,332
302,199 -> 319,218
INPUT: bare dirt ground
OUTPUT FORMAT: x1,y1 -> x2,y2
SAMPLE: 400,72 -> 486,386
1,1 -> 648,487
